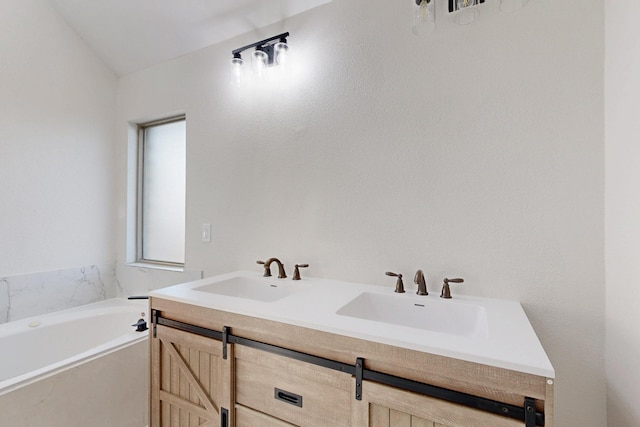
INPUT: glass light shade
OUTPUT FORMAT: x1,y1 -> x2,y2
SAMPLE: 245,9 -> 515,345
229,56 -> 244,86
454,0 -> 479,25
412,0 -> 435,37
500,0 -> 529,12
274,42 -> 289,66
253,49 -> 269,79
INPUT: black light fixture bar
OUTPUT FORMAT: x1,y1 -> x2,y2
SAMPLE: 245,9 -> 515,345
232,32 -> 290,56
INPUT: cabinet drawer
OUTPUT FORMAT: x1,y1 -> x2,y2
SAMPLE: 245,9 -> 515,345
235,404 -> 296,427
234,346 -> 352,427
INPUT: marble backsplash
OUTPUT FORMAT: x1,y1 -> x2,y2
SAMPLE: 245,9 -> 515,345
0,264 -> 116,324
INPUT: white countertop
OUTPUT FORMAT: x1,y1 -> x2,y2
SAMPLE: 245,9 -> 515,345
150,270 -> 554,378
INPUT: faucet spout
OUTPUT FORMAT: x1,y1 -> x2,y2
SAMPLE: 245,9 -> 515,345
257,258 -> 287,279
414,270 -> 428,295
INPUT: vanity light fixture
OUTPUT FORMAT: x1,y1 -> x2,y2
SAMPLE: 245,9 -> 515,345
450,0 -> 484,25
229,32 -> 290,85
412,0 -> 530,35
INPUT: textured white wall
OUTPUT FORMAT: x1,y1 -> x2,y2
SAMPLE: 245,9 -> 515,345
116,0 -> 605,424
605,1 -> 640,426
0,0 -> 118,276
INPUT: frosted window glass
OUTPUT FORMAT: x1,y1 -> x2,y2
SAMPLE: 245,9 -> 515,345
142,120 -> 186,264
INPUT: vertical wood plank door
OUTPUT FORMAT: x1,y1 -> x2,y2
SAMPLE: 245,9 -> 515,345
151,324 -> 225,427
370,404 -> 447,427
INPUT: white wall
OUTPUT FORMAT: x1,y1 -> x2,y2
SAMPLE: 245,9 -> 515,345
116,0 -> 605,425
0,0 -> 117,276
605,1 -> 640,426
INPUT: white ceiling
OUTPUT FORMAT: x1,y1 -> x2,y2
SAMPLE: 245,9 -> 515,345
49,0 -> 331,76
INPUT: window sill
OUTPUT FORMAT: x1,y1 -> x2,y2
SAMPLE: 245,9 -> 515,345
126,262 -> 185,272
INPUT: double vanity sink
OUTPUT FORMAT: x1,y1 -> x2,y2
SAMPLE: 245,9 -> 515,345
149,270 -> 555,426
152,270 -> 553,378
194,276 -> 487,338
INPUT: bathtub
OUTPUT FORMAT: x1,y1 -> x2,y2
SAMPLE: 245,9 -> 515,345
0,298 -> 149,427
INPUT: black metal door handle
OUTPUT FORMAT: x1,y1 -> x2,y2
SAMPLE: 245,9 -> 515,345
274,388 -> 303,407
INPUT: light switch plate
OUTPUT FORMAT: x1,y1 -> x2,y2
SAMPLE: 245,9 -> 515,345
202,223 -> 211,243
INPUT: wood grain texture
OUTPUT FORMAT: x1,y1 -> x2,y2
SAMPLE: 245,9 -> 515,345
151,323 -> 224,426
370,404 -> 389,427
545,378 -> 555,427
235,350 -> 351,426
363,381 -> 521,427
222,339 -> 235,427
235,404 -> 296,427
150,330 -> 161,427
411,415 -> 436,427
389,409 -> 411,427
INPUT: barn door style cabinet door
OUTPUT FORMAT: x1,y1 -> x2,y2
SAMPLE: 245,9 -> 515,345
353,380 -> 529,427
149,297 -> 553,427
150,322 -> 233,427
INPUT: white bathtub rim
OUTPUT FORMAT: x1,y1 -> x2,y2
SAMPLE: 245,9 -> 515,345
0,298 -> 147,336
0,298 -> 149,396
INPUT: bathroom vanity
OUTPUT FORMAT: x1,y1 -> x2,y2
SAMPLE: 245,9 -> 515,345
149,271 -> 554,427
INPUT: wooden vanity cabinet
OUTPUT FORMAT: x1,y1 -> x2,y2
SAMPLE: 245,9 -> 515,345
150,297 -> 553,427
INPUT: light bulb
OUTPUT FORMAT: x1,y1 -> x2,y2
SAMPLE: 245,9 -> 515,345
275,41 -> 289,66
229,55 -> 244,87
454,0 -> 479,25
253,49 -> 269,79
413,0 -> 435,37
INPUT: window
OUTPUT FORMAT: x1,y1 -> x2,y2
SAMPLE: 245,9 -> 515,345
136,116 -> 186,266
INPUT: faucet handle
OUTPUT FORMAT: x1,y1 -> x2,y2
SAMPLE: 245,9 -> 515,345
385,272 -> 405,293
257,260 -> 271,277
441,278 -> 464,299
292,264 -> 309,280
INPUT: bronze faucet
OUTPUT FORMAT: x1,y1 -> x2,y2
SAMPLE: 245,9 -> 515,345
257,258 -> 287,279
292,264 -> 309,280
385,272 -> 405,293
440,278 -> 464,299
414,270 -> 428,295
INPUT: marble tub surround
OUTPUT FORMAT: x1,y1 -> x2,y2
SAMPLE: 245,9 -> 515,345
0,264 -> 115,324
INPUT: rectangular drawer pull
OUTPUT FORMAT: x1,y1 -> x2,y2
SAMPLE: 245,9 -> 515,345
274,388 -> 303,408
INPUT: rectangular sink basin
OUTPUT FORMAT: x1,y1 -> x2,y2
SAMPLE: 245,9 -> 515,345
193,276 -> 308,302
336,292 -> 489,338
